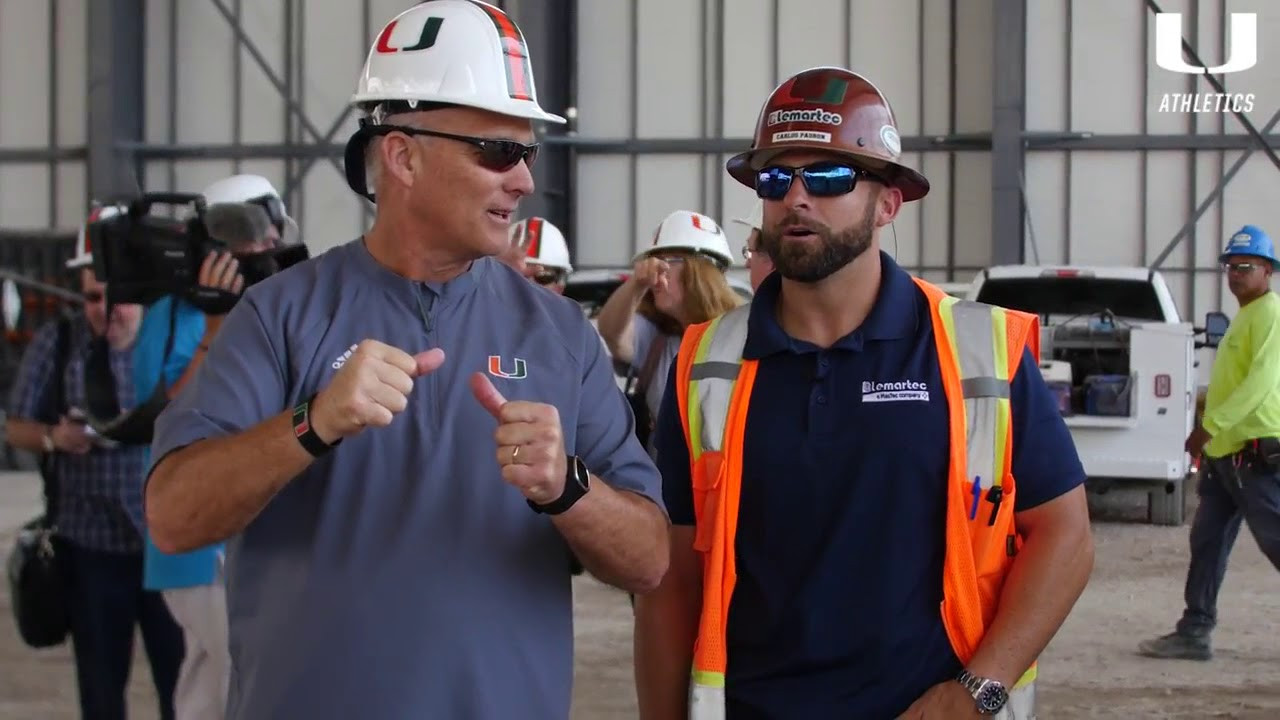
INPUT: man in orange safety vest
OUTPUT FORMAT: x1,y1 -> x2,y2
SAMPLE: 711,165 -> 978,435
633,66 -> 1095,719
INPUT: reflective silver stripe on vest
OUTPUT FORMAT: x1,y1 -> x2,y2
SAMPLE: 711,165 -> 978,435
946,300 -> 1007,493
689,305 -> 751,457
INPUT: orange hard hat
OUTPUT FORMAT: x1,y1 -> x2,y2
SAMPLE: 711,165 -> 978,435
726,66 -> 929,202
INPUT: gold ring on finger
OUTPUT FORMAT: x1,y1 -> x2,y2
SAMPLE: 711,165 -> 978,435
510,445 -> 520,465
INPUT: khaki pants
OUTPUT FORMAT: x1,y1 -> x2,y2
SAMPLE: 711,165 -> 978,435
162,579 -> 229,720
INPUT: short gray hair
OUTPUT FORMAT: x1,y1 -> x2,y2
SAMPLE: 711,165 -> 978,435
364,113 -> 428,198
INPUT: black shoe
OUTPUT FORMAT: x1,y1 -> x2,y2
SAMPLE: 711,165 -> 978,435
1137,632 -> 1212,660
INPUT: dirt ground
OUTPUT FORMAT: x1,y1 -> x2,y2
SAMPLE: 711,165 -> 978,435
2,471 -> 1278,719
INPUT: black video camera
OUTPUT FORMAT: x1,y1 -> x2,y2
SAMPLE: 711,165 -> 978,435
87,191 -> 308,314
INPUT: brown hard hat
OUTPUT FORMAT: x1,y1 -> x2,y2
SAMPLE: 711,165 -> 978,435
726,67 -> 929,202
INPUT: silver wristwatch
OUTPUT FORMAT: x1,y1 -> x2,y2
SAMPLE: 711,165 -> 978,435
957,669 -> 1009,715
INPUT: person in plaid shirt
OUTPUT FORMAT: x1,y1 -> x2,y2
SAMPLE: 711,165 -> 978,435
5,239 -> 184,720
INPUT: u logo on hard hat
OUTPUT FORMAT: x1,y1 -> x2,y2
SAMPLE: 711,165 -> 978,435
375,16 -> 444,53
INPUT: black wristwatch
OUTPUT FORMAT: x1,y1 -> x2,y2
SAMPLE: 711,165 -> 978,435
957,669 -> 1009,715
528,455 -> 590,515
292,394 -> 340,458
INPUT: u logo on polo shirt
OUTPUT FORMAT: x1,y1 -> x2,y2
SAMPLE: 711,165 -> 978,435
488,355 -> 528,380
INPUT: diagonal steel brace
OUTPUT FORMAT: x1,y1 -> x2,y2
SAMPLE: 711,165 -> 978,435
1149,105 -> 1280,269
208,0 -> 347,182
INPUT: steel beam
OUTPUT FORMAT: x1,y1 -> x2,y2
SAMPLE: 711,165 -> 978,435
991,0 -> 1027,265
0,148 -> 87,162
87,0 -> 146,200
48,0 -> 60,226
111,131 -> 1280,162
1029,133 -> 1280,151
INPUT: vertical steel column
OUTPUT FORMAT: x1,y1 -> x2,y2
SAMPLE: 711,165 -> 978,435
945,0 -> 958,278
990,0 -> 1026,265
1062,0 -> 1073,264
87,0 -> 147,200
232,0 -> 243,175
48,0 -> 60,224
509,0 -> 574,240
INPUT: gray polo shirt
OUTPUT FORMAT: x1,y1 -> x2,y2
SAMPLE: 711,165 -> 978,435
149,238 -> 664,720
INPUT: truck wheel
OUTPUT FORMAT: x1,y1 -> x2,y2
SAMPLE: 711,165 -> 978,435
1149,480 -> 1186,526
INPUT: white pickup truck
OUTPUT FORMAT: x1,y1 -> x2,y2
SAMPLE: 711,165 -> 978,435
966,265 -> 1226,525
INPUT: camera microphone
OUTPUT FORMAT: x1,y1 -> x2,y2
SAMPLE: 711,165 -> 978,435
203,202 -> 272,250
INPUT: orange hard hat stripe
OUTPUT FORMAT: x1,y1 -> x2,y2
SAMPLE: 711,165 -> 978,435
524,218 -> 544,259
471,2 -> 534,101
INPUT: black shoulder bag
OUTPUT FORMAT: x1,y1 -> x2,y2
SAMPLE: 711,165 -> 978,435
7,314 -> 73,649
623,336 -> 668,450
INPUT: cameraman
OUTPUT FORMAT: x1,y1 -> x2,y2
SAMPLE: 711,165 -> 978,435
134,174 -> 297,720
6,207 -> 184,720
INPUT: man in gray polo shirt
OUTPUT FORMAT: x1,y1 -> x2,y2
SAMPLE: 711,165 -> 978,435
143,3 -> 669,718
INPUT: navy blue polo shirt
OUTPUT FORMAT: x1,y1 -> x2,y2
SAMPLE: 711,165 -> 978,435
653,252 -> 1084,719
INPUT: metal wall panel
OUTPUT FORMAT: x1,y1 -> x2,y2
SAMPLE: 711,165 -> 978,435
1070,1 -> 1146,135
133,0 -> 411,254
1016,0 -> 1280,334
574,155 -> 632,267
952,153 -> 993,270
0,0 -> 84,229
954,0 -> 993,134
575,0 -> 975,275
1,0 -> 1277,329
721,0 -> 774,138
1069,154 -> 1145,266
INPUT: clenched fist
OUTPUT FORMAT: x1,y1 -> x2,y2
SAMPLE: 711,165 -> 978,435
309,340 -> 446,443
469,373 -> 567,505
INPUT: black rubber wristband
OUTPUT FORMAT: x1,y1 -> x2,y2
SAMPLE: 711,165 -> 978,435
293,393 -> 339,457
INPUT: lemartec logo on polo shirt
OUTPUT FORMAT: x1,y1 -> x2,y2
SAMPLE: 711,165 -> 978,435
861,380 -> 929,403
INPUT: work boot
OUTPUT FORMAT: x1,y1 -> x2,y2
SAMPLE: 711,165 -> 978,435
1137,632 -> 1212,660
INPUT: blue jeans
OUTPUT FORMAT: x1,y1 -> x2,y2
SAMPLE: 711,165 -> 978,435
57,540 -> 185,720
1177,457 -> 1280,637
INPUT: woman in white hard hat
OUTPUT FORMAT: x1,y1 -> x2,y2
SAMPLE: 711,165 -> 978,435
596,210 -> 744,453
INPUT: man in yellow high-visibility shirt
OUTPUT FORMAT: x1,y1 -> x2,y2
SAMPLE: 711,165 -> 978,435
1140,224 -> 1280,661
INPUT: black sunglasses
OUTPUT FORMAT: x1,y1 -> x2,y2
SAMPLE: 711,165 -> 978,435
533,269 -> 566,286
375,124 -> 540,172
755,162 -> 883,200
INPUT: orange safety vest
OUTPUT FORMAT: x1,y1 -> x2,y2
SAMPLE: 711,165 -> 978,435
674,277 -> 1040,718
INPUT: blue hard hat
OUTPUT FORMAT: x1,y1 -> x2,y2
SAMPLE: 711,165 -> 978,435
1219,225 -> 1279,268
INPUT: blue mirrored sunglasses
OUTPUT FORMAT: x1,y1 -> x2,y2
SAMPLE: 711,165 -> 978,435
755,162 -> 882,200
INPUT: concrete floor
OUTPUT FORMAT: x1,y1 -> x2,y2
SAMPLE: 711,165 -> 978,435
2,470 -> 1279,719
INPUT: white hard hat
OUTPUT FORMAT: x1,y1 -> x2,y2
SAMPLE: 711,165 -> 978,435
343,1 -> 565,200
732,200 -> 763,232
351,1 -> 565,124
202,174 -> 282,205
199,173 -> 296,246
66,204 -> 124,270
633,210 -> 734,269
510,217 -> 572,273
